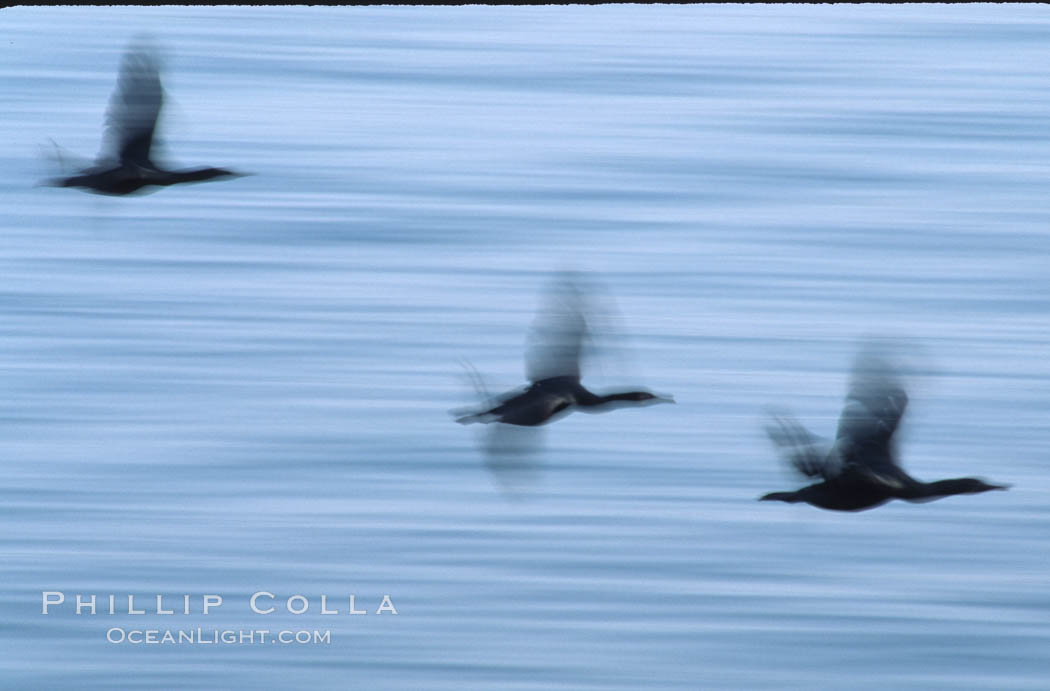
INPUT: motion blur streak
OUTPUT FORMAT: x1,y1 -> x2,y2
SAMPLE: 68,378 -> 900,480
2,5 -> 1048,690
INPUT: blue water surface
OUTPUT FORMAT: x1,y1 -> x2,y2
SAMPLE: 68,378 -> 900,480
1,5 -> 1048,689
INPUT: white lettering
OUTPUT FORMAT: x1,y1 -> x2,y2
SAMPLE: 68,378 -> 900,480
250,592 -> 275,614
42,591 -> 64,614
202,595 -> 222,614
377,595 -> 398,615
286,595 -> 308,615
75,594 -> 95,615
127,595 -> 145,615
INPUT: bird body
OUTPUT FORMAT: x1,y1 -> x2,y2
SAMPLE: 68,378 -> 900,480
456,375 -> 669,427
53,163 -> 239,196
457,377 -> 575,427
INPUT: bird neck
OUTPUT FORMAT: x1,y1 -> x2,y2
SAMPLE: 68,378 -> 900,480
910,478 -> 984,498
590,391 -> 647,405
171,167 -> 234,183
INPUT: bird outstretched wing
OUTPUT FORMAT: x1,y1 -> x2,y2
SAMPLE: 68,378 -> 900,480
835,349 -> 909,471
100,45 -> 164,167
525,273 -> 590,383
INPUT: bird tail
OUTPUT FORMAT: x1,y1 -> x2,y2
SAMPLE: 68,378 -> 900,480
37,176 -> 73,189
450,359 -> 496,424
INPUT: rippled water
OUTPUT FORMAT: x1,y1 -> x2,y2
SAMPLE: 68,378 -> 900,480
2,5 -> 1049,689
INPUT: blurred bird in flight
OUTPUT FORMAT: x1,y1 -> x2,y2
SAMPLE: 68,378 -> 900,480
42,41 -> 247,196
762,344 -> 1008,512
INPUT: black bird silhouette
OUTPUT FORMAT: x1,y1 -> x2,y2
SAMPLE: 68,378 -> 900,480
762,349 -> 1008,512
453,274 -> 673,428
43,44 -> 245,195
